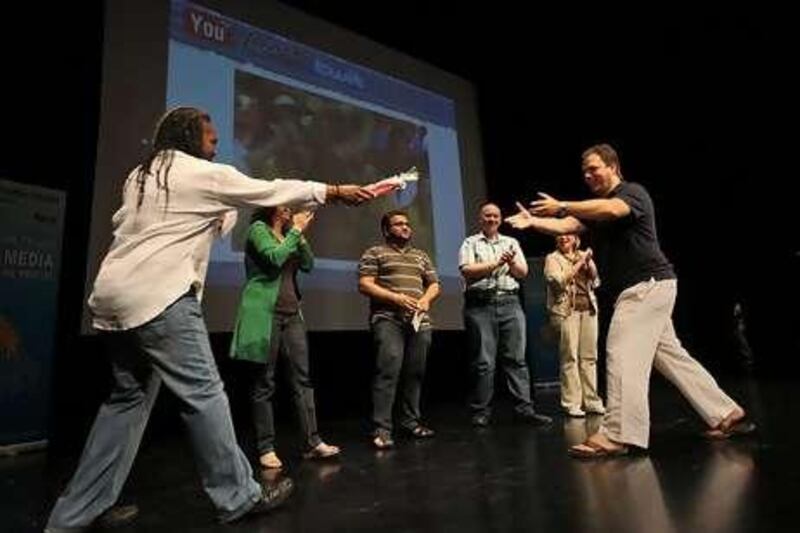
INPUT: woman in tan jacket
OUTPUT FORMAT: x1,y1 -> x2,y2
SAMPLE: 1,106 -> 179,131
544,234 -> 605,417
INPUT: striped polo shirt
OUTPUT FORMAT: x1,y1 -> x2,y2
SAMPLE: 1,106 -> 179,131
358,243 -> 439,328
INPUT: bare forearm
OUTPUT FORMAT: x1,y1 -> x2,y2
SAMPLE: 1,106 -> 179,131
529,216 -> 585,235
359,278 -> 399,305
562,198 -> 629,221
325,184 -> 339,201
508,259 -> 528,279
419,283 -> 441,305
461,261 -> 501,281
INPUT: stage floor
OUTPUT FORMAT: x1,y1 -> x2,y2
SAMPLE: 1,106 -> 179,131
2,375 -> 793,532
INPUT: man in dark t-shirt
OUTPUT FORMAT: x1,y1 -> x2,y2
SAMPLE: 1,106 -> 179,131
507,144 -> 752,457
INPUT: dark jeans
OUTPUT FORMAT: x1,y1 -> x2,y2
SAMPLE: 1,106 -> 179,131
371,318 -> 432,433
464,294 -> 534,418
252,312 -> 321,454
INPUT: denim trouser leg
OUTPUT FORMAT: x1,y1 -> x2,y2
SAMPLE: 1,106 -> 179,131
253,312 -> 322,454
282,313 -> 322,450
47,294 -> 261,529
465,303 -> 498,417
397,328 -> 432,430
372,319 -> 431,433
46,335 -> 161,529
372,319 -> 405,433
252,317 -> 281,455
496,297 -> 534,415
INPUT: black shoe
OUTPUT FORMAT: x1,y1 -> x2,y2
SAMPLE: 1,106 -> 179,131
516,412 -> 553,426
45,505 -> 139,532
244,477 -> 294,518
471,415 -> 490,427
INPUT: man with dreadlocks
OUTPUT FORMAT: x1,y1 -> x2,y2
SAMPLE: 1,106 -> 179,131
44,107 -> 374,532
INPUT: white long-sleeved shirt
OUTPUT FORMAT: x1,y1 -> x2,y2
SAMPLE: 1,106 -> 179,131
88,150 -> 327,330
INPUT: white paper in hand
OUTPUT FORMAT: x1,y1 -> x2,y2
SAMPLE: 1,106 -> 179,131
411,311 -> 423,332
364,167 -> 419,197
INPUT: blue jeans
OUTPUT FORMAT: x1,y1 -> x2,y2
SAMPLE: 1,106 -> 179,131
371,318 -> 432,433
46,293 -> 261,528
252,311 -> 321,454
464,294 -> 534,418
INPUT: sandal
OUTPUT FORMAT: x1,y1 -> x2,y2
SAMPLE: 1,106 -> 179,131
259,451 -> 283,469
372,432 -> 395,449
704,420 -> 757,440
407,425 -> 435,438
303,442 -> 341,460
704,409 -> 757,440
568,440 -> 629,460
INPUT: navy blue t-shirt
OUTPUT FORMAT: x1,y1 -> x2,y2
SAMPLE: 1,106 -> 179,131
585,181 -> 676,300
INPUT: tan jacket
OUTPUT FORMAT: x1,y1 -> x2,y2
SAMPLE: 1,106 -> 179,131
544,251 -> 599,318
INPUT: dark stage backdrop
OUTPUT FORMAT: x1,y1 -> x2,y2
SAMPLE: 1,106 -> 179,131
2,3 -> 797,448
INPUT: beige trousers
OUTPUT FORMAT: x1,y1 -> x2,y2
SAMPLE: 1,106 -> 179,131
600,278 -> 740,448
553,310 -> 604,412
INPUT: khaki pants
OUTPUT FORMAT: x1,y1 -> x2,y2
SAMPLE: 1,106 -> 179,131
552,310 -> 604,412
600,278 -> 740,448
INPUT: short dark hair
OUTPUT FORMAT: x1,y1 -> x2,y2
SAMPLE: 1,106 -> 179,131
380,210 -> 409,234
582,143 -> 623,177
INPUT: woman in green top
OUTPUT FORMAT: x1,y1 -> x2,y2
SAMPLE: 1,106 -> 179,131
230,205 -> 340,468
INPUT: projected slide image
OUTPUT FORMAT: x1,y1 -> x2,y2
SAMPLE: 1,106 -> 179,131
231,70 -> 435,260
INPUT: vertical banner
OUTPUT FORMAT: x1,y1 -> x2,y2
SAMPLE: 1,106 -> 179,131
522,257 -> 559,385
0,179 -> 66,450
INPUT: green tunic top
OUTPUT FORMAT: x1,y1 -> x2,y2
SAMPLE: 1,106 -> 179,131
229,221 -> 313,363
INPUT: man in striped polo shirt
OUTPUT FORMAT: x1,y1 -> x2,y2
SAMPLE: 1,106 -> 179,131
358,210 -> 441,449
460,202 -> 552,427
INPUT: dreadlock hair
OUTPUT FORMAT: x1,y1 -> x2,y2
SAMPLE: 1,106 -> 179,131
135,107 -> 211,210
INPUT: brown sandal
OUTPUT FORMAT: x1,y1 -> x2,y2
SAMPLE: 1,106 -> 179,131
704,420 -> 757,440
704,409 -> 757,440
569,440 -> 629,459
372,433 -> 395,449
408,425 -> 435,438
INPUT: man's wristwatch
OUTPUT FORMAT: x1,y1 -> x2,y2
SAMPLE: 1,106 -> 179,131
556,202 -> 568,218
